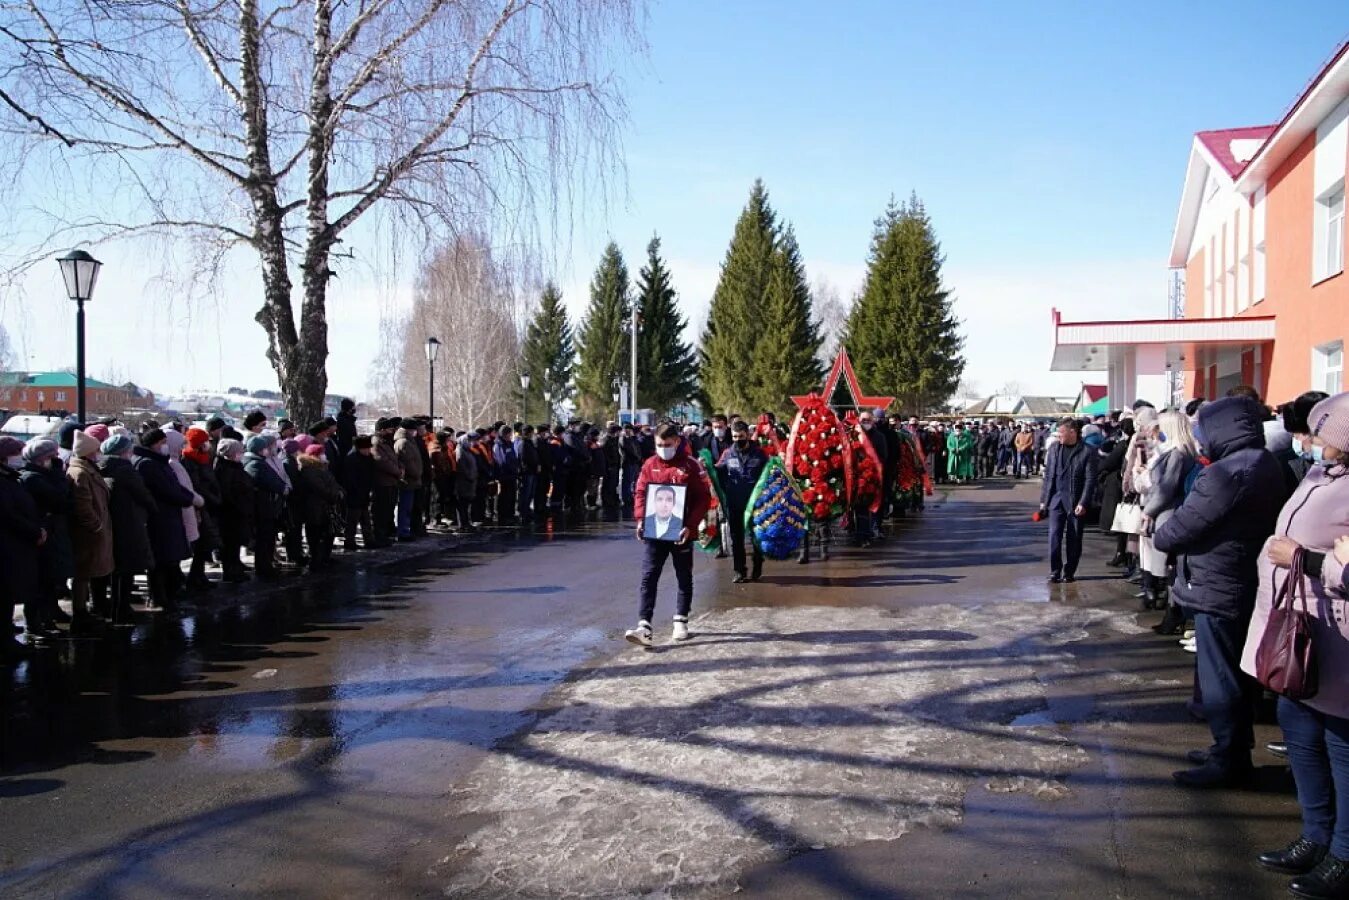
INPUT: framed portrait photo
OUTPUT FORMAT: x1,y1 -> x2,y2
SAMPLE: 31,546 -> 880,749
643,483 -> 688,542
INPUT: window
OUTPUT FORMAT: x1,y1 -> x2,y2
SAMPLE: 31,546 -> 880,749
1315,341 -> 1344,395
1253,185 -> 1267,302
1204,245 -> 1214,317
55,391 -> 66,402
1324,187 -> 1346,280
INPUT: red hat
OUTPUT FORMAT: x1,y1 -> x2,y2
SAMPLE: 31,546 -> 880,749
186,427 -> 211,448
303,443 -> 326,457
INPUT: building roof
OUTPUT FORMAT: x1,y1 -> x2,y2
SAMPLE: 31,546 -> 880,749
1015,396 -> 1075,417
1049,309 -> 1276,372
0,371 -> 122,391
1078,385 -> 1108,404
1194,126 -> 1278,179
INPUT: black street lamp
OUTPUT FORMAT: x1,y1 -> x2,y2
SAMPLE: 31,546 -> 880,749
57,249 -> 102,424
520,372 -> 530,424
425,337 -> 441,421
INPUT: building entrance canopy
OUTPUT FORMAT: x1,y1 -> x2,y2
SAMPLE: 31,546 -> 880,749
1049,309 -> 1275,408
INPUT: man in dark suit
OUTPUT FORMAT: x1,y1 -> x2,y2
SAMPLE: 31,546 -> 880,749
1038,418 -> 1098,583
643,484 -> 683,541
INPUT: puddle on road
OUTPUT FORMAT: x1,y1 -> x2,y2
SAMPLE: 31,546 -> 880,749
1009,709 -> 1057,728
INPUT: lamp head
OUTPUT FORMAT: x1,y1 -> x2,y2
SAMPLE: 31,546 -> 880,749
57,249 -> 102,302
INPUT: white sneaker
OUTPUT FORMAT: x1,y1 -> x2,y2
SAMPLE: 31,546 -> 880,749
672,618 -> 690,642
1180,638 -> 1197,653
624,621 -> 653,647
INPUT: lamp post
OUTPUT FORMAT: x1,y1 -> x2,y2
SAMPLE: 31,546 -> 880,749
424,337 -> 441,421
57,249 -> 102,424
520,372 -> 530,424
543,389 -> 552,426
630,306 -> 639,425
612,382 -> 621,422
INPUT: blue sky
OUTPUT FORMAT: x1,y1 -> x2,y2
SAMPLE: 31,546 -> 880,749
4,1 -> 1347,401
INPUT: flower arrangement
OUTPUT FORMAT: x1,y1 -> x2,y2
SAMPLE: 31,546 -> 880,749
747,456 -> 808,559
846,415 -> 883,514
784,395 -> 848,522
696,449 -> 726,555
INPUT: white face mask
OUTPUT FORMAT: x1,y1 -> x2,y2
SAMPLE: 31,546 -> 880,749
656,445 -> 677,461
714,428 -> 727,440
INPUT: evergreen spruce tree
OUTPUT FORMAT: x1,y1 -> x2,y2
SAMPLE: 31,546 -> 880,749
520,281 -> 576,423
750,226 -> 823,414
842,193 -> 965,414
575,241 -> 631,420
635,235 -> 697,417
700,180 -> 778,415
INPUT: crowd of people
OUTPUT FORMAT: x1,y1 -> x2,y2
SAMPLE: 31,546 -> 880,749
1037,384 -> 1349,898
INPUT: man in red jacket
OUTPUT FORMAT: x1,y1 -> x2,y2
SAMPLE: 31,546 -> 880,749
625,421 -> 712,647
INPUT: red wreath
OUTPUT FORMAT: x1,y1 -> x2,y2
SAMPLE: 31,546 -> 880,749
784,395 -> 849,522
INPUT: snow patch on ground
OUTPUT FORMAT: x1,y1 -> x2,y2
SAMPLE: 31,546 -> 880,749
439,603 -> 1120,898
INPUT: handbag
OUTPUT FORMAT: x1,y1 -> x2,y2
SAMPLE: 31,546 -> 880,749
1255,550 -> 1319,700
1111,499 -> 1143,535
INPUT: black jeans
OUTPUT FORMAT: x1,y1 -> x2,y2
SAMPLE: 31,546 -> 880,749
1047,505 -> 1084,578
253,521 -> 278,575
602,466 -> 621,508
343,506 -> 372,548
497,477 -> 518,524
1195,612 -> 1257,771
372,487 -> 397,544
638,539 -> 694,624
727,510 -> 762,578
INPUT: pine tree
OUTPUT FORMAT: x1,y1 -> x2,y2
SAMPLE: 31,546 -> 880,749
750,226 -> 823,414
842,193 -> 965,415
520,281 -> 576,424
575,242 -> 631,420
634,235 -> 697,417
700,180 -> 777,415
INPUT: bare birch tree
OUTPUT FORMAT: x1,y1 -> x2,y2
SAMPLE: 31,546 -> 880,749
0,0 -> 639,422
811,275 -> 849,365
394,234 -> 520,428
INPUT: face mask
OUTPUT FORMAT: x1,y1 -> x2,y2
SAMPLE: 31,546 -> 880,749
861,423 -> 873,431
1157,431 -> 1167,444
1312,444 -> 1327,464
656,445 -> 677,461
714,428 -> 727,440
735,438 -> 750,449
1293,438 -> 1313,460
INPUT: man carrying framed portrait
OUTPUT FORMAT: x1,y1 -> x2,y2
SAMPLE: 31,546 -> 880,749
625,422 -> 712,647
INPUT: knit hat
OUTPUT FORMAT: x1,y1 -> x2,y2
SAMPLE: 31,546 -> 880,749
205,416 -> 226,432
353,435 -> 373,449
22,438 -> 59,463
101,434 -> 133,457
1308,393 -> 1349,453
282,439 -> 301,456
57,420 -> 81,450
163,429 -> 187,458
216,438 -> 244,460
141,428 -> 167,448
303,443 -> 325,457
186,427 -> 211,448
294,434 -> 314,451
0,436 -> 25,459
84,423 -> 111,443
242,410 -> 267,431
245,434 -> 269,454
72,430 -> 100,459
1134,406 -> 1158,431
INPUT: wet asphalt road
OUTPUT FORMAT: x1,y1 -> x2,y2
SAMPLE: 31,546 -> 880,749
0,482 -> 1301,898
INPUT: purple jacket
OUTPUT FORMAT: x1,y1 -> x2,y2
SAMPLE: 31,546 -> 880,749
1241,462 -> 1349,718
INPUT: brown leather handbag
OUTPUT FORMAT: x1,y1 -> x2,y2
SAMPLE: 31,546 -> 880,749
1255,549 -> 1319,701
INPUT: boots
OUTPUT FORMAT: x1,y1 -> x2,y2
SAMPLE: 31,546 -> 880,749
1153,603 -> 1186,635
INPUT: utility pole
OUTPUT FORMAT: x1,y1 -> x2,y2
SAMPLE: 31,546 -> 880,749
630,305 -> 639,424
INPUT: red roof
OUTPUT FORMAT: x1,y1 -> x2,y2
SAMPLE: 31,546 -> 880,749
1195,125 -> 1277,179
1080,385 -> 1107,403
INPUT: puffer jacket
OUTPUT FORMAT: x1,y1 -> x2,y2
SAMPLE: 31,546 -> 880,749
1241,460 -> 1349,718
715,442 -> 768,512
634,440 -> 712,529
1154,397 -> 1285,620
394,428 -> 424,486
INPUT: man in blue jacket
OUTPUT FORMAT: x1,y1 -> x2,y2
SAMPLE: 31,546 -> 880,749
715,420 -> 767,583
1155,396 -> 1284,788
1038,418 -> 1098,583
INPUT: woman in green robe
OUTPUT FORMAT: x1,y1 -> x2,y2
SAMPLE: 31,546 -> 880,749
946,424 -> 976,483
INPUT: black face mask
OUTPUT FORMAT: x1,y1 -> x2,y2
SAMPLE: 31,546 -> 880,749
735,438 -> 751,449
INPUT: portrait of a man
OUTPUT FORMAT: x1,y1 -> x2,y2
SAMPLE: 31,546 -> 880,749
643,483 -> 687,542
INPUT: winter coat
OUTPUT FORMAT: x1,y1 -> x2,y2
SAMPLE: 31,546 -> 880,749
20,460 -> 76,585
428,434 -> 455,482
340,449 -> 375,510
715,442 -> 768,512
336,410 -> 358,458
182,453 -> 223,550
67,455 -> 114,580
394,428 -> 424,486
602,434 -> 622,470
100,456 -> 157,572
296,455 -> 344,529
1139,447 -> 1197,519
243,451 -> 288,525
1096,439 -> 1128,531
535,435 -> 553,478
1239,461 -> 1349,718
325,437 -> 345,484
132,445 -> 195,564
1014,431 -> 1034,453
454,441 -> 479,499
0,464 -> 43,611
517,435 -> 539,476
588,440 -> 607,478
213,456 -> 256,547
170,458 -> 202,544
494,437 -> 520,480
372,433 -> 403,489
634,442 -> 712,533
1153,397 -> 1285,620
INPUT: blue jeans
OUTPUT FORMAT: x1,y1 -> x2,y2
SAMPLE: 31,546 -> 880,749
1194,612 -> 1256,771
1047,505 -> 1084,578
1280,697 -> 1349,856
396,488 -> 414,537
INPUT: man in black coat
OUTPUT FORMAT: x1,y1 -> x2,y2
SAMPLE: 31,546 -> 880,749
341,435 -> 376,551
1038,418 -> 1098,583
715,421 -> 767,582
601,424 -> 623,510
0,437 -> 45,658
1154,396 -> 1284,788
620,424 -> 642,508
534,426 -> 553,516
335,399 -> 358,458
